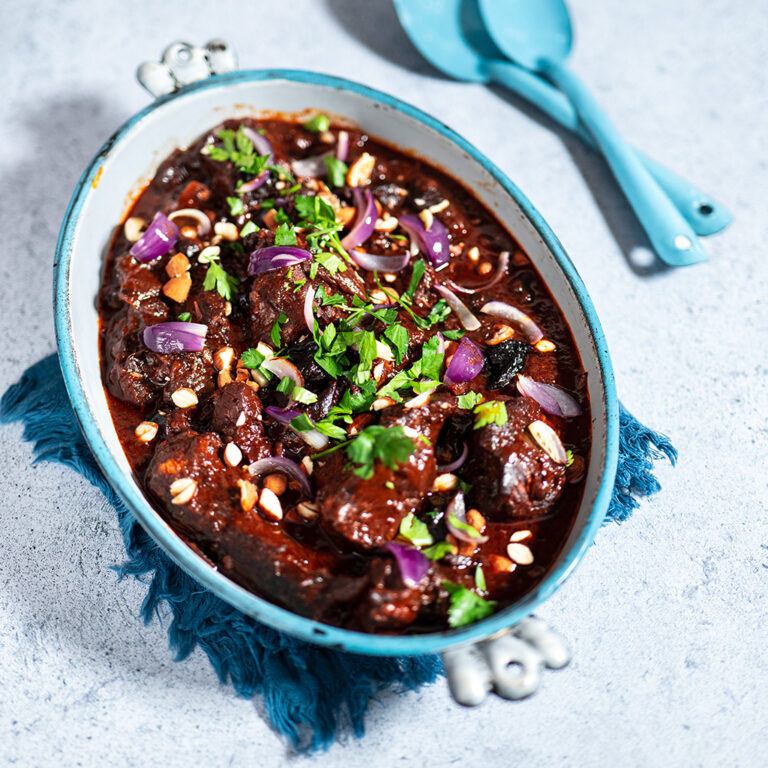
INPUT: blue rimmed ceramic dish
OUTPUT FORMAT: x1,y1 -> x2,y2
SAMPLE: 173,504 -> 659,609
53,62 -> 618,700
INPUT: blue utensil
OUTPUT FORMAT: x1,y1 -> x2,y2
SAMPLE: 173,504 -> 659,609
392,0 -> 730,241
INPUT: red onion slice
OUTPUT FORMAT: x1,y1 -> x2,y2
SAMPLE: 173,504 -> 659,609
129,212 -> 179,262
448,251 -> 510,295
436,442 -> 469,474
143,321 -> 207,353
265,406 -> 301,425
434,285 -> 481,331
240,127 -> 273,161
304,285 -> 316,333
248,456 -> 313,498
248,246 -> 312,276
168,208 -> 212,236
398,214 -> 450,269
292,152 -> 332,178
264,406 -> 329,451
336,130 -> 350,162
480,301 -> 543,343
517,375 -> 582,418
262,357 -> 304,388
349,249 -> 410,273
384,542 -> 429,587
341,189 -> 378,250
238,173 -> 269,193
444,337 -> 484,385
445,492 -> 489,544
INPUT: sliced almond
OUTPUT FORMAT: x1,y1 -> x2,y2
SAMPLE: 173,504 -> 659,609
383,272 -> 398,283
404,391 -> 433,409
170,478 -> 197,505
487,324 -> 515,345
134,421 -> 158,442
528,420 -> 568,464
374,213 -> 399,232
372,361 -> 386,383
370,287 -> 399,304
162,272 -> 192,303
467,246 -> 480,262
372,396 -> 395,412
223,442 -> 242,467
432,473 -> 458,493
418,208 -> 434,231
510,529 -> 531,542
263,473 -> 288,496
238,479 -> 259,513
301,456 -> 314,476
224,301 -> 232,317
245,380 -> 261,393
535,339 -> 557,353
466,508 -> 486,533
171,387 -> 198,409
214,221 -> 239,241
259,487 -> 283,520
488,554 -> 517,574
346,152 -> 375,187
235,411 -> 246,427
213,346 -> 236,372
165,252 -> 190,278
427,199 -> 450,214
123,217 -> 146,242
507,542 -> 534,566
297,501 -> 320,521
217,370 -> 233,388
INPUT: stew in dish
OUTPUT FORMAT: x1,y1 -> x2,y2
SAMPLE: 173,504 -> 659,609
98,115 -> 590,633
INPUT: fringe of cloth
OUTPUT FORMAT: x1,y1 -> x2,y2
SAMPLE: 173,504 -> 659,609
1,355 -> 676,751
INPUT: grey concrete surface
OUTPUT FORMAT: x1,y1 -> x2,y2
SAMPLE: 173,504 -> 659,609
1,1 -> 766,765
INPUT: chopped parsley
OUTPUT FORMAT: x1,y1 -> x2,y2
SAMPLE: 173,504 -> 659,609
314,251 -> 347,275
474,565 -> 487,592
473,400 -> 508,429
384,323 -> 409,364
345,424 -> 416,479
177,312 -> 191,322
399,512 -> 433,548
294,195 -> 348,261
423,541 -> 455,560
402,259 -> 426,305
277,376 -> 318,405
270,312 -> 288,346
226,196 -> 244,217
204,126 -> 270,177
289,413 -> 315,433
240,348 -> 266,369
240,221 -> 257,238
447,512 -> 485,541
457,391 -> 484,410
424,298 -> 451,326
274,222 -> 298,247
442,328 -> 465,341
199,246 -> 239,301
303,114 -> 331,133
324,156 -> 348,187
418,335 -> 445,381
443,581 -> 497,628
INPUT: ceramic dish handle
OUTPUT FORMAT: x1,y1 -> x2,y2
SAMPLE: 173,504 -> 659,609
442,616 -> 570,706
137,40 -> 238,98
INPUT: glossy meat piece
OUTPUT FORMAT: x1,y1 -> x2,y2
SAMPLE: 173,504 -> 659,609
209,382 -> 271,462
465,397 -> 566,520
313,395 -> 458,549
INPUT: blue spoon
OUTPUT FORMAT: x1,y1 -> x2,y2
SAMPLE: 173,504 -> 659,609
392,0 -> 730,241
477,0 -> 708,266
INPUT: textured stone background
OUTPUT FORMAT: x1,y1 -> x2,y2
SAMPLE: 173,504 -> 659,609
1,1 -> 766,765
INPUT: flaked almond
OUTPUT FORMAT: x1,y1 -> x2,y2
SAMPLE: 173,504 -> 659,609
372,361 -> 386,383
510,529 -> 531,542
213,346 -> 236,372
235,411 -> 246,427
427,199 -> 450,214
165,252 -> 190,278
346,152 -> 375,187
383,272 -> 398,283
535,339 -> 557,353
124,216 -> 146,242
467,246 -> 481,262
301,456 -> 314,476
507,542 -> 534,565
263,473 -> 287,496
528,420 -> 568,464
162,272 -> 192,303
488,554 -> 517,574
487,324 -> 516,345
234,361 -> 250,382
418,208 -> 434,231
245,380 -> 261,393
214,221 -> 239,241
135,421 -> 158,442
374,213 -> 399,232
223,442 -> 242,467
180,225 -> 198,240
370,287 -> 399,304
238,479 -> 259,513
404,391 -> 432,409
171,387 -> 198,408
256,342 -> 275,359
263,209 -> 278,229
259,487 -> 283,520
297,501 -> 320,520
466,508 -> 486,533
170,477 -> 197,505
477,261 -> 493,276
402,426 -> 420,440
432,473 -> 458,493
337,206 -> 357,227
372,396 -> 395,412
224,301 -> 232,317
217,370 -> 233,388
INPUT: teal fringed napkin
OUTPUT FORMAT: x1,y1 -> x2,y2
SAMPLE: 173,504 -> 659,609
1,354 -> 675,751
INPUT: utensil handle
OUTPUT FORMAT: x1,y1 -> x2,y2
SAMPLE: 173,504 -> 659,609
485,60 -> 730,238
538,59 -> 707,266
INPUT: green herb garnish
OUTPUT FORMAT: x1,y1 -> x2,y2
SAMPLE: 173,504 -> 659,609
345,424 -> 416,479
443,581 -> 497,628
398,512 -> 433,548
473,400 -> 508,429
289,413 -> 315,433
324,156 -> 349,187
270,312 -> 288,346
205,126 -> 270,177
384,323 -> 409,364
199,246 -> 239,301
274,222 -> 298,247
474,565 -> 487,592
457,391 -> 484,410
177,312 -> 191,322
303,114 -> 331,133
226,196 -> 244,217
240,348 -> 266,369
240,221 -> 257,238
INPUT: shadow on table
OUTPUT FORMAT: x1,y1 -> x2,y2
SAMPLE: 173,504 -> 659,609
323,0 -> 672,277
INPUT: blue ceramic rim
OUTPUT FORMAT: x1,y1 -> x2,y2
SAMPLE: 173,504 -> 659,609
53,68 -> 619,656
